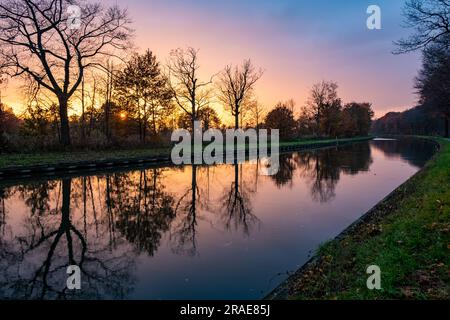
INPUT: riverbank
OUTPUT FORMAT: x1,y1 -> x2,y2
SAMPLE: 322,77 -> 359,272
0,136 -> 371,178
267,137 -> 449,300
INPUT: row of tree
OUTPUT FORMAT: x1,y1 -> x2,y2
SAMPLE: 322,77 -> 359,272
375,0 -> 450,137
265,82 -> 374,139
0,0 -> 264,148
0,0 -> 373,152
0,77 -> 374,152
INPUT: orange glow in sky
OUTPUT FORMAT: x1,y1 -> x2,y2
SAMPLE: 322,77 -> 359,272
1,0 -> 422,120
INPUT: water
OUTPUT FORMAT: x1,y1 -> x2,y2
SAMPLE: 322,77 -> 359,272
0,138 -> 437,299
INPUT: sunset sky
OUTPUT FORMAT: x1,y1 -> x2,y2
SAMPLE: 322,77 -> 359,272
2,0 -> 421,119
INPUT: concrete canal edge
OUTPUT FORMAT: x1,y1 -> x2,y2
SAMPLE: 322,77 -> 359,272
0,137 -> 373,179
264,137 -> 442,300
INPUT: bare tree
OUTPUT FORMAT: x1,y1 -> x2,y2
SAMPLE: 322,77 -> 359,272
394,0 -> 450,136
415,45 -> 450,137
85,71 -> 99,136
394,0 -> 450,53
305,81 -> 341,137
0,74 -> 6,106
102,60 -> 115,142
245,99 -> 265,131
0,0 -> 132,146
217,59 -> 263,129
167,47 -> 213,131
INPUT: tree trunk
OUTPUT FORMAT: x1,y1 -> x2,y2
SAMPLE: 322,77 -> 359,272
445,114 -> 449,138
234,161 -> 239,195
191,115 -> 196,133
58,97 -> 71,146
235,105 -> 239,130
104,102 -> 110,141
138,118 -> 142,142
143,118 -> 146,143
81,77 -> 86,140
192,164 -> 197,215
152,108 -> 157,136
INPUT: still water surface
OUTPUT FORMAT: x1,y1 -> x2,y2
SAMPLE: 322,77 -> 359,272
0,138 -> 437,299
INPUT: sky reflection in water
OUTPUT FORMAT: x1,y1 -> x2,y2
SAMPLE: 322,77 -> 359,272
0,138 -> 437,299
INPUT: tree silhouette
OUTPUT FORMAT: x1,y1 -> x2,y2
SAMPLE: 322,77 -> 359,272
0,0 -> 132,146
415,45 -> 450,137
340,103 -> 374,137
394,0 -> 450,53
392,1 -> 450,137
265,102 -> 297,139
115,50 -> 173,141
167,48 -> 213,131
217,59 -> 263,129
305,81 -> 342,137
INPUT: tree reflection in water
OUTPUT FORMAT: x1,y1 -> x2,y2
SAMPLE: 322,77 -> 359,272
170,164 -> 201,256
0,178 -> 135,299
270,154 -> 296,188
109,169 -> 176,256
273,143 -> 373,203
0,142 -> 380,299
370,138 -> 436,168
220,162 -> 259,236
0,186 -> 8,236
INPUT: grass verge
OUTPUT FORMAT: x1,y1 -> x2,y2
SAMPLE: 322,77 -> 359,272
282,137 -> 449,300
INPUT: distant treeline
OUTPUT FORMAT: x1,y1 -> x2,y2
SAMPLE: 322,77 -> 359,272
371,104 -> 446,136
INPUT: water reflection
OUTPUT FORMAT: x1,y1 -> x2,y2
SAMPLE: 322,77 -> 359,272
0,187 -> 8,235
371,138 -> 437,168
111,169 -> 176,256
220,162 -> 259,236
273,143 -> 373,202
0,139 -> 436,299
171,164 -> 201,256
0,178 -> 135,299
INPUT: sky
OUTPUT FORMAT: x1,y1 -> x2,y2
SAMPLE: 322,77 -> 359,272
2,0 -> 421,119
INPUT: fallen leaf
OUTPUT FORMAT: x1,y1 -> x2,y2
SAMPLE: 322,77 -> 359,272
400,287 -> 415,298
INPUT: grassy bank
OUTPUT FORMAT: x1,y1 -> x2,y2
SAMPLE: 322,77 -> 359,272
278,136 -> 370,148
0,136 -> 371,169
0,147 -> 172,169
280,137 -> 449,300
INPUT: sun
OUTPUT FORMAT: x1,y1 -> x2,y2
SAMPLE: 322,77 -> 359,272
119,112 -> 127,120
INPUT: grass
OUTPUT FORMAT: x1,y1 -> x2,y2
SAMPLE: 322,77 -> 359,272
0,147 -> 171,168
278,136 -> 371,147
287,137 -> 449,300
0,136 -> 372,169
